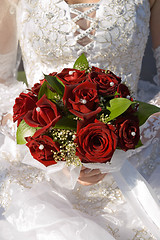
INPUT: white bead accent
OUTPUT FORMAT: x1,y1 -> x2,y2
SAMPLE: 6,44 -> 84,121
39,144 -> 44,150
68,71 -> 75,75
131,132 -> 136,136
36,107 -> 41,112
80,99 -> 87,104
110,82 -> 114,86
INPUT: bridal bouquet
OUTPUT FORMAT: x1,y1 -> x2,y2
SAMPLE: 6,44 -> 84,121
13,54 -> 160,167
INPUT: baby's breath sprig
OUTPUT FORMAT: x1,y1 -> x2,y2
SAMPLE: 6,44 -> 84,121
85,67 -> 91,73
73,116 -> 81,121
99,113 -> 109,124
51,129 -> 82,166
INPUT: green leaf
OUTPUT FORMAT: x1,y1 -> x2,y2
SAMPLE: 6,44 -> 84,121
45,75 -> 65,98
114,91 -> 120,96
53,117 -> 77,130
135,139 -> 143,148
73,53 -> 89,71
38,81 -> 58,100
16,120 -> 37,144
136,101 -> 160,126
106,98 -> 135,121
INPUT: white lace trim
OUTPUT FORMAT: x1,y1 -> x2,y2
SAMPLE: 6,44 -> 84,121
153,46 -> 160,86
0,52 -> 17,84
0,82 -> 26,136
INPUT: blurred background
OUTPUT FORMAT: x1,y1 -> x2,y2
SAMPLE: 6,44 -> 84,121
140,35 -> 156,83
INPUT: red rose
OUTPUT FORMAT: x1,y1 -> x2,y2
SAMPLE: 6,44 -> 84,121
63,81 -> 101,119
114,115 -> 140,151
75,119 -> 117,163
49,72 -> 57,77
116,84 -> 132,99
115,84 -> 139,113
26,135 -> 60,166
90,66 -> 105,73
24,94 -> 61,137
57,68 -> 86,85
31,74 -> 57,96
31,73 -> 56,95
30,83 -> 42,96
13,92 -> 38,126
88,67 -> 121,96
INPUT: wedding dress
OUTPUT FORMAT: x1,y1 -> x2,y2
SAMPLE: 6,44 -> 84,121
0,0 -> 160,239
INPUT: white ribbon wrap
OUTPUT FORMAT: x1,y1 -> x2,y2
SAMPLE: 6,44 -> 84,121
21,124 -> 160,239
112,159 -> 160,239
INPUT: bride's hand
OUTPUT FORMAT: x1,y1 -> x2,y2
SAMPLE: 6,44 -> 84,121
78,166 -> 106,186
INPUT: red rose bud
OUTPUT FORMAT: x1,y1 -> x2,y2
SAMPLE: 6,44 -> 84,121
24,94 -> 61,137
88,67 -> 121,96
30,83 -> 42,95
13,92 -> 38,126
90,66 -> 105,73
26,135 -> 60,167
75,119 -> 118,163
57,68 -> 86,85
29,77 -> 50,96
63,81 -> 101,119
116,83 -> 131,98
115,84 -> 138,113
114,115 -> 140,151
35,73 -> 56,94
49,72 -> 57,76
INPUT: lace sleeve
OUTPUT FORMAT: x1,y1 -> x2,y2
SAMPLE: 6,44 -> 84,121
153,46 -> 160,87
141,45 -> 160,150
0,0 -> 26,134
0,0 -> 18,82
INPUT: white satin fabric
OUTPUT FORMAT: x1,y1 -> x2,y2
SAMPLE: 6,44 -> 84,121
0,177 -> 115,240
0,0 -> 160,239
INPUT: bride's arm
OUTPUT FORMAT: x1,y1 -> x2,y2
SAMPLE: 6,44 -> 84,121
0,0 -> 26,136
150,0 -> 160,49
0,0 -> 19,83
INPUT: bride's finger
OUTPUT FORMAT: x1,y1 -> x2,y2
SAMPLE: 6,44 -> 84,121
79,168 -> 101,178
78,172 -> 106,186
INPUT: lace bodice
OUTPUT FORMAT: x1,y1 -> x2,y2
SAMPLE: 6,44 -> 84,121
17,0 -> 150,95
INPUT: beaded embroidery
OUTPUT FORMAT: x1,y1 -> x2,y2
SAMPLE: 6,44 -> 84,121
17,0 -> 150,94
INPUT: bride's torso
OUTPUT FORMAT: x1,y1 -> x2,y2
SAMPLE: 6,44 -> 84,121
17,0 -> 150,95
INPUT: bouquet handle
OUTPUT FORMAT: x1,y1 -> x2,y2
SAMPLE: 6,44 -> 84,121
112,159 -> 160,239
